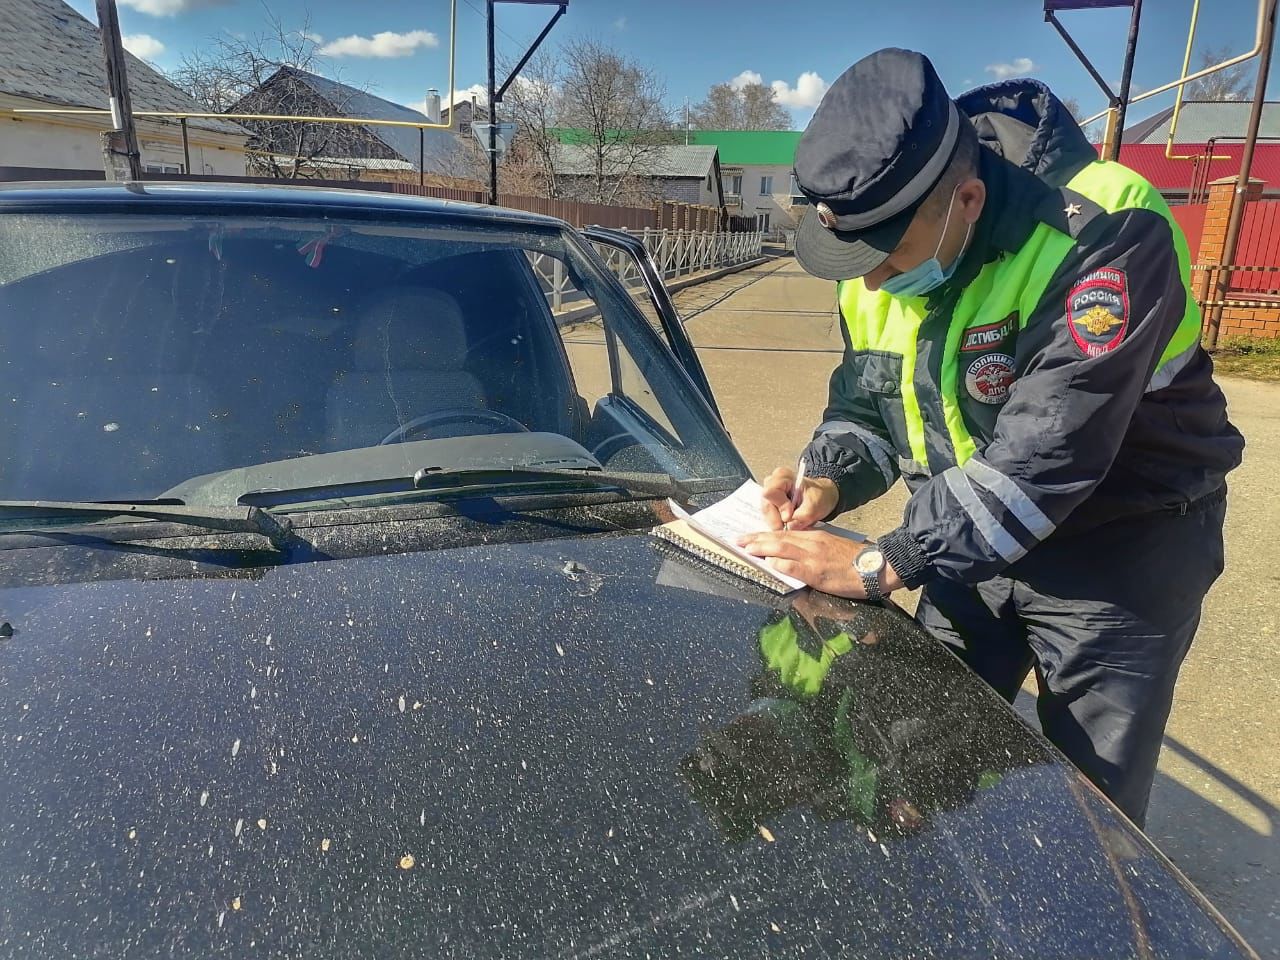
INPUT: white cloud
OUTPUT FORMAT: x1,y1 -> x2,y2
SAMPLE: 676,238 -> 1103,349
770,72 -> 829,109
122,33 -> 166,60
985,57 -> 1037,80
118,0 -> 228,15
729,70 -> 763,91
301,31 -> 324,45
613,16 -> 627,30
318,29 -> 439,59
450,83 -> 488,107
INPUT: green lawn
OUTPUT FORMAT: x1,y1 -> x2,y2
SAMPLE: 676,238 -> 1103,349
1210,336 -> 1280,382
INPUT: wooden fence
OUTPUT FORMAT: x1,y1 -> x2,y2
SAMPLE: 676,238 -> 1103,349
0,166 -> 761,234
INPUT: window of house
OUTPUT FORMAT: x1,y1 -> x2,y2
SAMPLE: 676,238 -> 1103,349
724,174 -> 743,196
144,162 -> 184,175
760,175 -> 773,195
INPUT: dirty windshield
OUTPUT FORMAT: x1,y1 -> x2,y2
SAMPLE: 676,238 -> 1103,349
0,213 -> 743,507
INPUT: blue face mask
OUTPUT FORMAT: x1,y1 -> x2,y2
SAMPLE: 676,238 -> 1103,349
880,188 -> 972,299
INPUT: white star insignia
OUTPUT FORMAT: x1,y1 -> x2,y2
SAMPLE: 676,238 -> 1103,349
1065,203 -> 1083,218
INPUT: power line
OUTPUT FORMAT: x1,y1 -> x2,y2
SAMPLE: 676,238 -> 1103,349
458,0 -> 523,50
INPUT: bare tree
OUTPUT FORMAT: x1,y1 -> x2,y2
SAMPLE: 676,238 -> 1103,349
690,81 -> 791,130
168,10 -> 377,178
1060,96 -> 1083,122
556,38 -> 674,204
1187,46 -> 1256,102
494,50 -> 564,198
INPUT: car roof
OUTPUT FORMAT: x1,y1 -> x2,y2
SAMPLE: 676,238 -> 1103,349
0,180 -> 571,230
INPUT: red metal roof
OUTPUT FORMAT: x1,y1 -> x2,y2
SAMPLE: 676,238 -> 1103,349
1096,143 -> 1280,192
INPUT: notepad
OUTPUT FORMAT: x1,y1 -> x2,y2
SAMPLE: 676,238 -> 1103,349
653,480 -> 868,594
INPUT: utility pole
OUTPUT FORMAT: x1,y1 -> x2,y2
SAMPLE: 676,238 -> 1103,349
1111,0 -> 1143,161
484,0 -> 568,206
1207,0 -> 1279,348
1044,0 -> 1143,161
486,0 -> 498,205
95,0 -> 142,181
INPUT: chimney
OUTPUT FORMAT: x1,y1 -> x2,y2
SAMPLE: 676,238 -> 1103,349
425,88 -> 441,124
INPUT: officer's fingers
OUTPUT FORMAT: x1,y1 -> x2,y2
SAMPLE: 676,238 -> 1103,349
759,498 -> 785,531
736,532 -> 808,561
760,468 -> 796,505
760,467 -> 797,528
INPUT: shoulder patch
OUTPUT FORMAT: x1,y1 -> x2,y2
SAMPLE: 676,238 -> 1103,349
1067,268 -> 1129,357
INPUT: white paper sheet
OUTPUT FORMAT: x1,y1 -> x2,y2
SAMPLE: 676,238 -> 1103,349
665,480 -> 870,592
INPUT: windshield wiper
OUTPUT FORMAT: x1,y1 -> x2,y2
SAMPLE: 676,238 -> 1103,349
409,465 -> 694,499
237,464 -> 705,509
0,500 -> 295,549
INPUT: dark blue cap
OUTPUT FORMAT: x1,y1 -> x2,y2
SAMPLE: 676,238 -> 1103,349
794,49 -> 962,281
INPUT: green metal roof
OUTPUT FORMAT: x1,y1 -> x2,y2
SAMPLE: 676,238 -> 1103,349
551,128 -> 802,167
685,131 -> 803,166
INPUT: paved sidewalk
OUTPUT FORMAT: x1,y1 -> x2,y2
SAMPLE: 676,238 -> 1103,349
674,257 -> 1280,957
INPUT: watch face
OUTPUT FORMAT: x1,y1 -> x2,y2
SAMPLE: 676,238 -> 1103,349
854,548 -> 884,575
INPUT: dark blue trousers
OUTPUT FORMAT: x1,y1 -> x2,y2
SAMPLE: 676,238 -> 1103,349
915,490 -> 1227,828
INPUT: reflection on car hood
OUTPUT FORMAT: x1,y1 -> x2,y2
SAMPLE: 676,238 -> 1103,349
0,525 -> 1254,958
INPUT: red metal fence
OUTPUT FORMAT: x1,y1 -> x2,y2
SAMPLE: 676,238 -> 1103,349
1228,199 -> 1280,293
1170,203 -> 1206,260
1171,199 -> 1280,296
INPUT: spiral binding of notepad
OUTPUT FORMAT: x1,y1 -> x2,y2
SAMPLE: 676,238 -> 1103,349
652,524 -> 793,594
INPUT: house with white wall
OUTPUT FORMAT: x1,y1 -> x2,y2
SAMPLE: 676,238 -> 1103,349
687,131 -> 804,237
0,0 -> 247,178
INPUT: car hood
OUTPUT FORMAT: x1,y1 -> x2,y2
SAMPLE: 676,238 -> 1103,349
0,520 -> 1253,959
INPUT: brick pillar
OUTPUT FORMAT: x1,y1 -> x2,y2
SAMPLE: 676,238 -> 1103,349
1197,175 -> 1264,303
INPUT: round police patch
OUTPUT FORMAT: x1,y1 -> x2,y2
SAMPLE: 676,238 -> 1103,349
1067,267 -> 1129,357
965,352 -> 1015,405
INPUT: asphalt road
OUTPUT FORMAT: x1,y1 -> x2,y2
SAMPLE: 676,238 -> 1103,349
674,256 -> 1280,957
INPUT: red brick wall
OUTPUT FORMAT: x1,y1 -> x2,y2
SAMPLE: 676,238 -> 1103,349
1196,176 -> 1280,340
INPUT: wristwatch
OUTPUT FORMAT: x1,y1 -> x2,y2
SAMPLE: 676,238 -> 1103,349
853,544 -> 887,602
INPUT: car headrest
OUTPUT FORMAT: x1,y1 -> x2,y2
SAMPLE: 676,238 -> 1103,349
351,289 -> 468,371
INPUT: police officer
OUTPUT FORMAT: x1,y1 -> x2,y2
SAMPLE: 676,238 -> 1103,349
738,48 -> 1245,827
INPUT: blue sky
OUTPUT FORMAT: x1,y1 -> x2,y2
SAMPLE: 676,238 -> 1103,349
64,0 -> 1274,133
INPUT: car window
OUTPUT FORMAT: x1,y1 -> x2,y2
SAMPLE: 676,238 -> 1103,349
586,237 -> 667,341
0,213 -> 744,506
535,251 -> 680,440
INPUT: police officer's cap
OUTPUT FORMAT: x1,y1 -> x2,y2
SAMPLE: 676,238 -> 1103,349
794,48 -> 964,281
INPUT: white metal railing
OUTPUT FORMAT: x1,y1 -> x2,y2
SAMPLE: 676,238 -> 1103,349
526,227 -> 766,315
633,226 -> 765,284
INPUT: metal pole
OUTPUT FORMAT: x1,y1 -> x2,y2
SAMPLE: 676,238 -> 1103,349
1110,0 -> 1144,162
419,127 -> 425,186
95,0 -> 142,180
1045,10 -> 1116,103
494,2 -> 566,102
180,116 -> 190,175
1208,0 -> 1279,348
487,0 -> 498,205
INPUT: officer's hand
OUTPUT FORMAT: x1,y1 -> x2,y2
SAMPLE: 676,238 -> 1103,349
760,467 -> 840,531
737,529 -> 903,599
737,529 -> 862,596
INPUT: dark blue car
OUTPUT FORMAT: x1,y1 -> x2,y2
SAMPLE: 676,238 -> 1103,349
0,182 -> 1258,959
